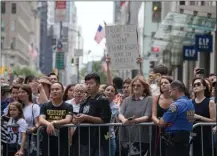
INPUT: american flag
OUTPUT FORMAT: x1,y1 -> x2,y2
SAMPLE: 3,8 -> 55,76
28,43 -> 38,60
120,1 -> 127,7
94,25 -> 105,44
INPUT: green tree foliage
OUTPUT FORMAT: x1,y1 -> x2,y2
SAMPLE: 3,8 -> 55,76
12,66 -> 43,77
80,60 -> 107,84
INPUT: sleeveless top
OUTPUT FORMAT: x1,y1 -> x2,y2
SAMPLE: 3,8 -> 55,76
192,97 -> 212,155
157,95 -> 168,118
192,98 -> 210,121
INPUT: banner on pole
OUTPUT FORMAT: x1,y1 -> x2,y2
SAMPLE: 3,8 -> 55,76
55,0 -> 66,22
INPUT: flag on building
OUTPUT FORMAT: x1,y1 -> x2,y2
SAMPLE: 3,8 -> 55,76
94,25 -> 105,44
120,1 -> 127,8
28,44 -> 38,60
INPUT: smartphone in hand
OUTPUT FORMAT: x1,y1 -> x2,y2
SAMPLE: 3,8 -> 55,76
196,68 -> 205,75
128,117 -> 134,121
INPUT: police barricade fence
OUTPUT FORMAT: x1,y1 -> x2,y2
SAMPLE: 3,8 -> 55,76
36,122 -> 155,156
2,122 -> 216,156
191,122 -> 216,156
35,122 -> 216,156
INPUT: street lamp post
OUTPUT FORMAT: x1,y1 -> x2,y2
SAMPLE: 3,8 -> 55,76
76,31 -> 80,83
215,5 -> 217,105
69,28 -> 81,83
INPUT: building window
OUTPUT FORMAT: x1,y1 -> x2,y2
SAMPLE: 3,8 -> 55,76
1,37 -> 4,49
1,20 -> 5,32
151,32 -> 156,38
201,1 -> 205,6
179,1 -> 185,5
190,1 -> 195,5
1,2 -> 5,13
11,20 -> 16,31
11,3 -> 16,14
10,55 -> 15,59
10,38 -> 16,49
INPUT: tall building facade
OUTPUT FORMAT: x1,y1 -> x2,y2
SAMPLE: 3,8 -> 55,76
46,1 -> 79,84
65,1 -> 81,84
138,2 -> 172,77
1,1 -> 40,72
37,1 -> 53,75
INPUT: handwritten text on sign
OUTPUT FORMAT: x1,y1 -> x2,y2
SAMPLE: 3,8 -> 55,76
105,25 -> 139,70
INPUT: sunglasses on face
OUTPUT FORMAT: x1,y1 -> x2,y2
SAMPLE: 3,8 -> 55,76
132,84 -> 142,88
193,82 -> 201,87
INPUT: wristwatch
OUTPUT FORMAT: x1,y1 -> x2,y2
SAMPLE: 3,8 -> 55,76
51,121 -> 57,127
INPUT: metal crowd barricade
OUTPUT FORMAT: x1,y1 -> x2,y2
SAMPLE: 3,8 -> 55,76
36,122 -> 155,156
190,122 -> 216,156
2,124 -> 20,156
35,122 -> 217,156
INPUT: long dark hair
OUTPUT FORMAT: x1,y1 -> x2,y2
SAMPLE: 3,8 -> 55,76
19,84 -> 33,102
104,84 -> 118,95
192,78 -> 211,98
63,84 -> 76,101
160,76 -> 173,94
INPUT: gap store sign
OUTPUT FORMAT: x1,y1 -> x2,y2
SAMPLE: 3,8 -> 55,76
195,34 -> 213,53
183,45 -> 198,61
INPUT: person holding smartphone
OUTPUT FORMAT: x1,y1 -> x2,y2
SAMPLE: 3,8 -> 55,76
118,75 -> 152,156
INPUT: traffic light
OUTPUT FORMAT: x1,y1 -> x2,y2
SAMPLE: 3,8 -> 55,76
75,58 -> 79,66
152,1 -> 161,23
4,68 -> 8,74
71,57 -> 74,64
149,61 -> 155,69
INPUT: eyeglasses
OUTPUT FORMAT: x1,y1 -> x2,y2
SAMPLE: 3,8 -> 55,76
193,82 -> 201,88
74,90 -> 85,93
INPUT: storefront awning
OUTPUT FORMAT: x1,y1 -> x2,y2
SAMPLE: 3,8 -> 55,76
151,11 -> 216,66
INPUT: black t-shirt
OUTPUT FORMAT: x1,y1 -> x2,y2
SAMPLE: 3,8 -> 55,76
72,93 -> 111,147
40,101 -> 73,140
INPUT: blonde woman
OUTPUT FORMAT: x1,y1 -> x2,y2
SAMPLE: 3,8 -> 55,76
118,75 -> 152,156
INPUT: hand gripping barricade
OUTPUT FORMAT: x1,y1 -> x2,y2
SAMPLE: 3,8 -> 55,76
35,122 -> 216,156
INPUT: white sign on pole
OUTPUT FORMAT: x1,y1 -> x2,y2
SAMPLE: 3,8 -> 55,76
74,49 -> 83,57
55,0 -> 66,22
105,25 -> 139,70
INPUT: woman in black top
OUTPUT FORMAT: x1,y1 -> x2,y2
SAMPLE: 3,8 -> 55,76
151,76 -> 173,156
192,78 -> 216,156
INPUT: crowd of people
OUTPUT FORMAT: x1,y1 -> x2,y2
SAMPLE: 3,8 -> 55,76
1,62 -> 217,156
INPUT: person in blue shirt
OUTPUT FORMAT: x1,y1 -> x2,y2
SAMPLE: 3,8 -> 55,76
157,80 -> 195,156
